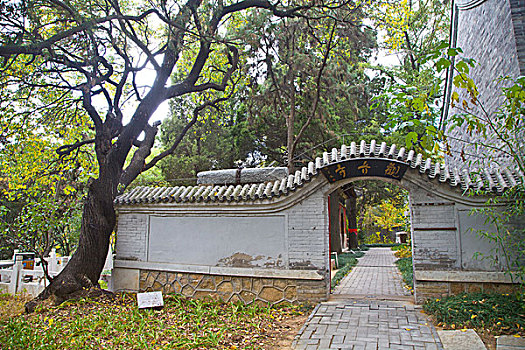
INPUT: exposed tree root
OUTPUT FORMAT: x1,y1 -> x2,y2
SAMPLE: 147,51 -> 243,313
25,273 -> 114,313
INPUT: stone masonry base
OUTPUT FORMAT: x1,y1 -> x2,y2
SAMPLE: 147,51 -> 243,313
415,280 -> 521,303
139,269 -> 327,305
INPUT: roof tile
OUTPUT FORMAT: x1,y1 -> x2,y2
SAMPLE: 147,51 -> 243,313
115,140 -> 524,206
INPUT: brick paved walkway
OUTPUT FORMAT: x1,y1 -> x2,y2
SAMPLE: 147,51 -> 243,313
333,248 -> 411,298
292,248 -> 443,350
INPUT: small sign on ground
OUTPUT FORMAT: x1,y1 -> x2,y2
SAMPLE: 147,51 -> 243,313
137,291 -> 164,310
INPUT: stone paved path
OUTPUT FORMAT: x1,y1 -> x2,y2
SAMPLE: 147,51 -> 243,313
292,248 -> 443,350
333,248 -> 411,298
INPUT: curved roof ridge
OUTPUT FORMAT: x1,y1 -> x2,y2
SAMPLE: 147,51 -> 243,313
115,140 -> 523,205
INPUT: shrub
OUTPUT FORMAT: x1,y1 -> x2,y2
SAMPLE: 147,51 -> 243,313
364,231 -> 394,245
423,293 -> 525,335
392,243 -> 412,258
395,257 -> 413,290
364,243 -> 401,248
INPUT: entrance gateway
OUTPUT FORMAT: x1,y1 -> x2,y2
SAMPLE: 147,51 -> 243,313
113,140 -> 523,304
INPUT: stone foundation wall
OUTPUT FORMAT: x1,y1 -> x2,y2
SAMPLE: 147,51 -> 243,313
139,269 -> 327,305
415,280 -> 521,303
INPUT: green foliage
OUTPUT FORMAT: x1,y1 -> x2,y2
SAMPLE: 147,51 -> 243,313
371,198 -> 409,232
159,102 -> 257,185
0,293 -> 308,349
240,6 -> 381,168
369,0 -> 451,156
391,243 -> 409,251
469,191 -> 525,290
395,257 -> 413,289
331,251 -> 364,290
340,251 -> 366,263
449,75 -> 525,175
357,181 -> 409,242
364,231 -> 394,245
0,55 -> 95,259
392,243 -> 412,259
423,293 -> 525,335
445,62 -> 525,289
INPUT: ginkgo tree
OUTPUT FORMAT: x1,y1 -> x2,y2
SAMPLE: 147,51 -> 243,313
0,0 -> 365,311
0,57 -> 96,263
371,197 -> 408,233
0,132 -> 93,261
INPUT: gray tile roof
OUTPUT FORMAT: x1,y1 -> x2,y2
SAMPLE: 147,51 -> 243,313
114,140 -> 524,205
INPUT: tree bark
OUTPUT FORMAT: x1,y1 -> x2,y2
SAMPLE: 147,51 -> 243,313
286,88 -> 296,173
346,196 -> 358,249
26,177 -> 116,312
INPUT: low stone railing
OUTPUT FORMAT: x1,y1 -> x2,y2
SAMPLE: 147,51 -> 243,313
0,249 -> 70,296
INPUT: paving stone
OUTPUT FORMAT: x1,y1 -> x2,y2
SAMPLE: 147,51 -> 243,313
292,249 -> 443,350
425,344 -> 439,350
436,330 -> 486,350
497,335 -> 525,350
332,335 -> 345,344
318,338 -> 332,348
333,248 -> 411,297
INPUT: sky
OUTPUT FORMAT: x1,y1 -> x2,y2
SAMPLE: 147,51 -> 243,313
127,18 -> 399,126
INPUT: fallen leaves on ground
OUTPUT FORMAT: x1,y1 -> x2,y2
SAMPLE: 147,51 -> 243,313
0,293 -> 311,349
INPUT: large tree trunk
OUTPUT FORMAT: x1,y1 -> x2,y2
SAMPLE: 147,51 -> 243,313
25,177 -> 116,312
286,89 -> 296,173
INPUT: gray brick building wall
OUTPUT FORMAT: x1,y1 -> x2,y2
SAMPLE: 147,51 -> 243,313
286,187 -> 329,271
115,214 -> 148,261
445,0 -> 522,170
510,0 -> 525,73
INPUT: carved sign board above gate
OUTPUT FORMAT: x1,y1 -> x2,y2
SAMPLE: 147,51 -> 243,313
320,159 -> 409,183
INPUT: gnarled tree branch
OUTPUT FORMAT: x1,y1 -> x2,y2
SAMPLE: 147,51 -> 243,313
56,139 -> 95,157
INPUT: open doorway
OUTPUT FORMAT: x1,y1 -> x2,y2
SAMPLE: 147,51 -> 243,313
328,180 -> 413,301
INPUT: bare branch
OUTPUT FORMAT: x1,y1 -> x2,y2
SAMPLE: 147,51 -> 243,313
56,139 -> 96,156
143,95 -> 231,172
292,20 -> 336,152
0,11 -> 157,58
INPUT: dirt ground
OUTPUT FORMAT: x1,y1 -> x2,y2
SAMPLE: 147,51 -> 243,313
265,313 -> 308,349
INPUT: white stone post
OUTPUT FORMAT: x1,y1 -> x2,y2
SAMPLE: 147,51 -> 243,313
8,255 -> 22,295
11,249 -> 19,261
103,245 -> 113,271
48,249 -> 58,273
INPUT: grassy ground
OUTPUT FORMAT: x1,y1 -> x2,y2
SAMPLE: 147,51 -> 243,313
0,293 -> 310,350
424,292 -> 525,349
331,251 -> 365,290
423,293 -> 525,334
0,293 -> 31,321
395,257 -> 413,291
392,244 -> 413,293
